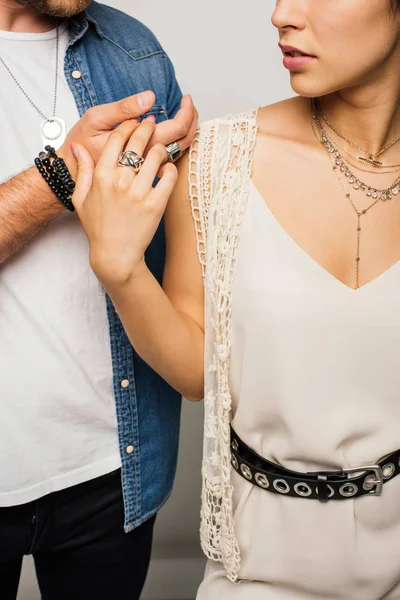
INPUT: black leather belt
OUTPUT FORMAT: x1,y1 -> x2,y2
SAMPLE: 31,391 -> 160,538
230,427 -> 400,502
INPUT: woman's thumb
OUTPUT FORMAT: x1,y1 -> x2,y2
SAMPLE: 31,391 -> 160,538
70,143 -> 95,212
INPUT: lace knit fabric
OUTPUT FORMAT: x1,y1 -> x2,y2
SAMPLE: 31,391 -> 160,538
188,111 -> 258,582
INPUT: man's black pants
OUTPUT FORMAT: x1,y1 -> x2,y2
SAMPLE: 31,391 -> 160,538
0,469 -> 156,600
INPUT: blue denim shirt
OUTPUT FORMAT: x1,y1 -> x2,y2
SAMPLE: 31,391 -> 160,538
66,2 -> 182,532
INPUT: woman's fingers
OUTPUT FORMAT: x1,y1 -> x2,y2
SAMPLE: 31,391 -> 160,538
133,143 -> 169,198
150,162 -> 178,210
96,119 -> 139,168
71,143 -> 95,213
124,116 -> 157,163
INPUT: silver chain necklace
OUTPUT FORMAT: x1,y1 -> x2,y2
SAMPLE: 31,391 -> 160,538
0,25 -> 66,149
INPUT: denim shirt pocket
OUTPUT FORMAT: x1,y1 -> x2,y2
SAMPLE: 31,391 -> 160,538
127,45 -> 165,61
126,46 -> 171,121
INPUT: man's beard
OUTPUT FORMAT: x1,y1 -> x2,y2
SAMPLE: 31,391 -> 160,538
16,0 -> 91,17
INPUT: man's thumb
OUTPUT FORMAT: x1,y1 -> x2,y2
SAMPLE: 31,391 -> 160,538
70,143 -> 95,212
98,91 -> 156,129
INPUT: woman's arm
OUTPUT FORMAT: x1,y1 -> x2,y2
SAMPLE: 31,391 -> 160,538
72,118 -> 204,401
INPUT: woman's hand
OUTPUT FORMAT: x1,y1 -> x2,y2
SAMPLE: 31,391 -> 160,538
71,117 -> 178,288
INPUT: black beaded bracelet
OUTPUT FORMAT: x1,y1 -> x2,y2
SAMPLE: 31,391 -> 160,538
35,145 -> 75,212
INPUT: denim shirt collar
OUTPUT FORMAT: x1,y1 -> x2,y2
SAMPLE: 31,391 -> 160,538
68,7 -> 104,46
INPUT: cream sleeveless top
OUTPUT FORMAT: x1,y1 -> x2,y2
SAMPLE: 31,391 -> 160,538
189,112 -> 400,592
196,179 -> 400,599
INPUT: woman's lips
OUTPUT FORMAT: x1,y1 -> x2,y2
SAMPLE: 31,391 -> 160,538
279,44 -> 316,71
283,54 -> 316,70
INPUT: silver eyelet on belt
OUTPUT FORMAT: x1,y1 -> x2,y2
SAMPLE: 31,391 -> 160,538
240,464 -> 253,481
255,473 -> 269,489
339,483 -> 358,497
273,479 -> 290,494
363,474 -> 379,491
231,439 -> 239,452
316,484 -> 334,498
294,482 -> 312,497
231,454 -> 239,470
382,463 -> 395,480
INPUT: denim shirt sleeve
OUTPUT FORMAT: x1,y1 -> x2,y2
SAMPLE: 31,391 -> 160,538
164,54 -> 182,119
67,2 -> 183,533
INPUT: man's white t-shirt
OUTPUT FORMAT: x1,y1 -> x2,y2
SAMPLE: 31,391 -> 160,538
0,22 -> 121,507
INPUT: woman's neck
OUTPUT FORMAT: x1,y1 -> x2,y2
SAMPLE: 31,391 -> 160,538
318,51 -> 400,159
0,0 -> 58,33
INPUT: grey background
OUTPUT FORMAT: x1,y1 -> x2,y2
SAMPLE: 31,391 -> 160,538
18,1 -> 292,598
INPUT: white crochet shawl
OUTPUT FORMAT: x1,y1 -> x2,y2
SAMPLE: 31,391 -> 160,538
188,110 -> 258,582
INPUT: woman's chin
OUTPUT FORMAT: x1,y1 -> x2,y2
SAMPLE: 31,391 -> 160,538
289,76 -> 340,99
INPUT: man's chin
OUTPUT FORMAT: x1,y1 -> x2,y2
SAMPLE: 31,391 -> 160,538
17,0 -> 92,18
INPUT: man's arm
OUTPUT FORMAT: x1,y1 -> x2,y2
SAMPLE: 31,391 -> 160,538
0,92 -> 154,265
0,165 -> 63,263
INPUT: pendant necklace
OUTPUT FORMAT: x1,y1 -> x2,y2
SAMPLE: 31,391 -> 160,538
0,25 -> 66,150
312,104 -> 400,289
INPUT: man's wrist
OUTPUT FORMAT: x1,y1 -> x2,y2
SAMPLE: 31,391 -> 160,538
34,146 -> 75,212
31,162 -> 64,212
29,141 -> 77,213
58,141 -> 77,180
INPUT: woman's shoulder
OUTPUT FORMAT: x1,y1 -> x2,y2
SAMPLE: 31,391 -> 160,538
197,108 -> 258,141
256,96 -> 314,144
192,108 -> 259,161
196,96 -> 309,141
196,108 -> 258,140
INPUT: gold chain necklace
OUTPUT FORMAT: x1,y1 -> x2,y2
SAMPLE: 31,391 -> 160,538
313,108 -> 400,201
312,105 -> 399,289
322,130 -> 400,173
311,114 -> 400,175
313,98 -> 400,169
330,156 -> 380,289
310,113 -> 400,176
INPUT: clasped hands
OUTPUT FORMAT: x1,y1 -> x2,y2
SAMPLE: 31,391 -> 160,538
60,90 -> 198,288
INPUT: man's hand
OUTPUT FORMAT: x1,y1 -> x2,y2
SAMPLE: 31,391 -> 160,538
60,91 -> 198,178
0,90 -> 198,265
147,94 -> 198,156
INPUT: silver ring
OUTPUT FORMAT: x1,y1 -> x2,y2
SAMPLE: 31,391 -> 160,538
166,141 -> 182,163
118,151 -> 144,172
42,118 -> 63,141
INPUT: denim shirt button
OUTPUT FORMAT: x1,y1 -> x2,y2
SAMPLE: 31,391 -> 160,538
71,70 -> 82,79
125,445 -> 134,454
121,379 -> 130,388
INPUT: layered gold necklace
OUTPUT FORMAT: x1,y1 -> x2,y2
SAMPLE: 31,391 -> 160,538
311,100 -> 400,289
315,99 -> 400,169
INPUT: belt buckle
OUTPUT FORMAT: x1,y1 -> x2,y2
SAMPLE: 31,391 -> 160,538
342,464 -> 383,496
